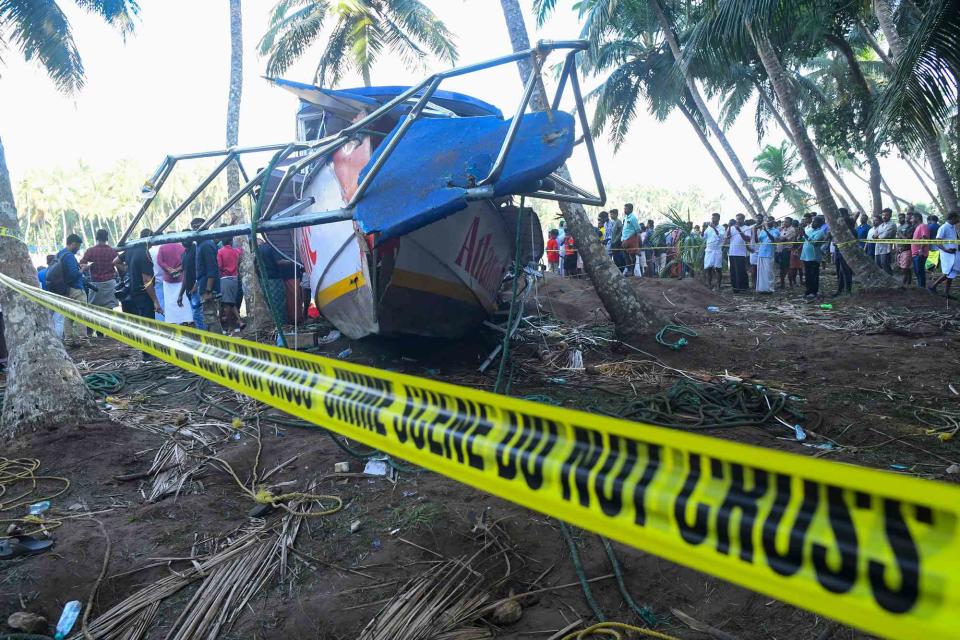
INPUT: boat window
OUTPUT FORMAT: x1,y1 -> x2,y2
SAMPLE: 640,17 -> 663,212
297,112 -> 325,143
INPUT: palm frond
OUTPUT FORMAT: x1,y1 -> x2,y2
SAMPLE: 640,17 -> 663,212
72,0 -> 140,38
385,0 -> 458,64
259,1 -> 328,77
0,0 -> 84,93
874,0 -> 960,142
533,0 -> 559,27
315,17 -> 351,86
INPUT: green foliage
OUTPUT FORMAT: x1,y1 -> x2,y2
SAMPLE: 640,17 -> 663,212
648,207 -> 705,276
593,184 -> 723,223
13,160 -> 237,253
875,0 -> 960,145
0,0 -> 139,94
751,141 -> 811,215
259,0 -> 458,87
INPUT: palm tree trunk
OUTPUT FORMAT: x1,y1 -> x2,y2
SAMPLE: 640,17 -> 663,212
847,166 -> 912,210
757,86 -> 865,212
677,102 -> 755,214
498,0 -> 663,340
903,155 -> 946,213
827,32 -> 885,218
857,16 -> 894,68
226,0 -> 271,333
748,24 -> 896,289
875,0 -> 959,213
0,137 -> 99,437
650,0 -> 765,218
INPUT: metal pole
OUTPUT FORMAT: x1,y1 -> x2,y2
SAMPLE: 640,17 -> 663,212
118,157 -> 175,245
153,152 -> 236,235
348,77 -> 444,207
478,53 -> 544,187
120,201 -> 349,249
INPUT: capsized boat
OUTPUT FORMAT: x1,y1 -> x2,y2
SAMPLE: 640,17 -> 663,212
119,40 -> 605,340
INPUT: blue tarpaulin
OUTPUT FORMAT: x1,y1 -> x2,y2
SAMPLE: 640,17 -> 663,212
353,111 -> 574,240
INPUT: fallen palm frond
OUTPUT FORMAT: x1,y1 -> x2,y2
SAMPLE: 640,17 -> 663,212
72,492 -> 317,640
357,556 -> 493,640
707,301 -> 960,335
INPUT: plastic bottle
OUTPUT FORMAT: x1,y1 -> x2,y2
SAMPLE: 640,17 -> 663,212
28,501 -> 51,515
706,306 -> 720,312
819,303 -> 833,310
55,600 -> 82,640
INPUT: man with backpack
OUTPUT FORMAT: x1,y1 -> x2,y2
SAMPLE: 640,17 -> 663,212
46,234 -> 87,346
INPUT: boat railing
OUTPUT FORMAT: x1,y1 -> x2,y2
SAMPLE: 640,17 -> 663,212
120,39 -> 605,250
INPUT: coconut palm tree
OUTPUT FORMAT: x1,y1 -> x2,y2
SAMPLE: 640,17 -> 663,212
259,0 -> 458,87
225,0 -> 272,331
689,0 -> 896,288
874,0 -> 958,212
0,0 -> 139,436
752,142 -> 811,215
573,0 -> 760,217
499,0 -> 665,340
646,0 -> 767,218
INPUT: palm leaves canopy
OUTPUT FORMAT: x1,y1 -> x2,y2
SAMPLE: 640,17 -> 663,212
875,0 -> 959,142
752,141 -> 810,214
259,0 -> 458,87
0,0 -> 140,93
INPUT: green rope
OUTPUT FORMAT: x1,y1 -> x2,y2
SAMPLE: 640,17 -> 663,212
251,150 -> 290,348
493,197 -> 527,394
617,379 -> 816,434
655,324 -> 697,350
600,537 -> 662,627
559,521 -> 605,622
83,372 -> 125,396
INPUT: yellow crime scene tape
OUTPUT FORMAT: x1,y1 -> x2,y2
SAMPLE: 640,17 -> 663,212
1,271 -> 958,639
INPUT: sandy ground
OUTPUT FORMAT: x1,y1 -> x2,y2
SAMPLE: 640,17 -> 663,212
1,270 -> 958,639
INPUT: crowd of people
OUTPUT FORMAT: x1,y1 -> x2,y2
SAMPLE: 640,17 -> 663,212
37,221 -> 314,349
545,203 -> 960,300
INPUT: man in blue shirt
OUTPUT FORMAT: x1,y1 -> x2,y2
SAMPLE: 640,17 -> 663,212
754,219 -> 780,293
927,214 -> 940,240
620,205 -> 641,276
855,213 -> 871,251
37,254 -> 54,289
57,234 -> 87,346
801,216 -> 828,299
194,238 -> 222,334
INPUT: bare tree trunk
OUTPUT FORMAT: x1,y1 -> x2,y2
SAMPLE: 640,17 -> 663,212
677,102 -> 755,214
0,138 -> 100,437
225,0 -> 271,333
758,86 -> 865,211
875,0 -> 959,212
498,0 -> 663,339
903,155 -> 946,213
749,25 -> 896,289
881,176 -> 904,213
848,166 -> 912,209
650,0 -> 765,218
827,32 -> 884,218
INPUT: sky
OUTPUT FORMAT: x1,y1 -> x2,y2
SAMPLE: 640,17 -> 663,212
0,0 -> 936,216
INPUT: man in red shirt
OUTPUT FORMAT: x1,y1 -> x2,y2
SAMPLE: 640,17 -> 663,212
217,240 -> 242,333
79,229 -> 119,314
545,229 -> 560,273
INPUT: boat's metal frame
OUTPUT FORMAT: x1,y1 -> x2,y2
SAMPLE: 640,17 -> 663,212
119,40 -> 605,250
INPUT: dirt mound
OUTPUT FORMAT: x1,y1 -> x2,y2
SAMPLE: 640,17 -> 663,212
532,273 -> 720,325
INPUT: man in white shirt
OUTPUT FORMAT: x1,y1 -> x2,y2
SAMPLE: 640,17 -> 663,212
702,212 -> 723,290
929,211 -> 959,298
726,213 -> 751,292
869,208 -> 897,274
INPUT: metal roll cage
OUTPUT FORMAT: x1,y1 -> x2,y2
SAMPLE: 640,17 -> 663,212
120,39 -> 605,250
